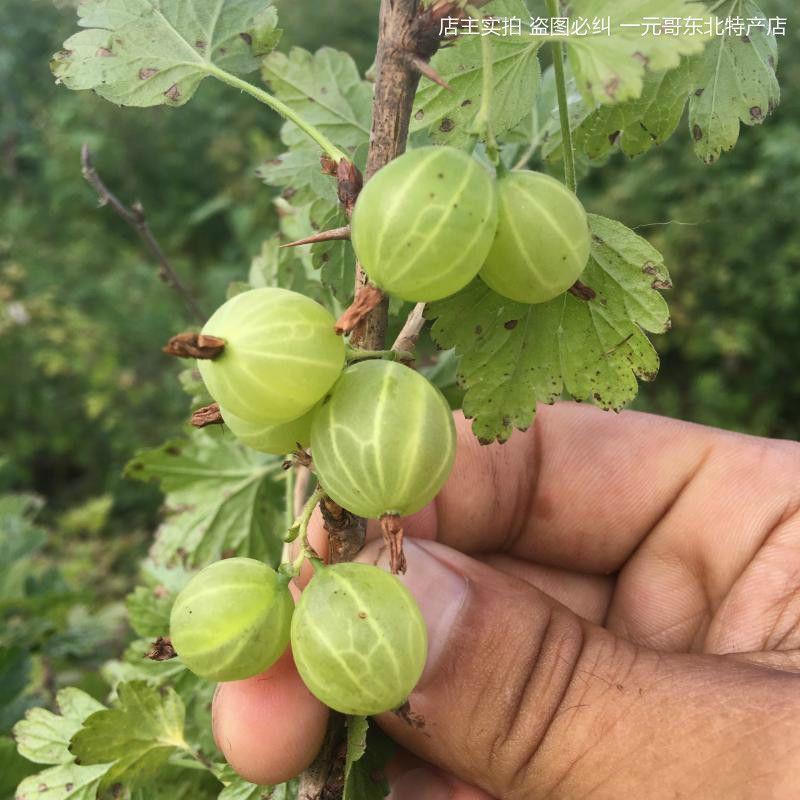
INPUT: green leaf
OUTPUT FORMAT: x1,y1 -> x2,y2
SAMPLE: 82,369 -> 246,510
688,0 -> 780,164
262,47 -> 372,151
125,429 -> 285,567
549,60 -> 694,160
427,215 -> 671,443
14,762 -> 109,800
343,717 -> 392,800
70,681 -> 187,787
126,586 -> 173,639
565,0 -> 709,105
52,0 -> 280,107
411,0 -> 541,147
14,688 -> 104,766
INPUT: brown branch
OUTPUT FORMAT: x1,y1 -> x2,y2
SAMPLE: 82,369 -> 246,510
297,714 -> 346,800
81,144 -> 206,324
348,0 -> 427,351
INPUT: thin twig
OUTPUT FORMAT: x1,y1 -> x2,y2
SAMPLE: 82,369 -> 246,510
81,144 -> 206,324
393,302 -> 427,353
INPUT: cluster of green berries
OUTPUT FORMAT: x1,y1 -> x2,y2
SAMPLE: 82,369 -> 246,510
168,145 -> 589,717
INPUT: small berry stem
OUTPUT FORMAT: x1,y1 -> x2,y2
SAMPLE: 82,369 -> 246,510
345,344 -> 414,364
286,485 -> 326,576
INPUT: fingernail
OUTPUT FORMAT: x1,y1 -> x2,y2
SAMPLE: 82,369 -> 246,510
357,539 -> 468,683
391,767 -> 452,800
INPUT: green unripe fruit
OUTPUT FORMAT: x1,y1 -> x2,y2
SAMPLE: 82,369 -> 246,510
170,557 -> 293,682
480,171 -> 591,304
351,146 -> 498,302
310,360 -> 456,519
220,404 -> 315,455
197,288 -> 345,425
291,563 -> 428,715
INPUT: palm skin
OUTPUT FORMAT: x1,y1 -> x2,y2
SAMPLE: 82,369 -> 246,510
213,404 -> 800,799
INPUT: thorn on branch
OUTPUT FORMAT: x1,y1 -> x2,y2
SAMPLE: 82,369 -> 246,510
281,226 -> 351,249
405,53 -> 452,90
163,332 -> 226,360
191,402 -> 223,428
334,285 -> 385,335
146,637 -> 177,661
381,514 -> 407,574
569,280 -> 597,302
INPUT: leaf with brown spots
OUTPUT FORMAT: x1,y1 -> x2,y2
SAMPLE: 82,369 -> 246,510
564,0 -> 708,106
52,1 -> 280,108
688,0 -> 780,164
427,215 -> 671,443
411,0 -> 541,147
545,59 -> 695,161
14,688 -> 105,766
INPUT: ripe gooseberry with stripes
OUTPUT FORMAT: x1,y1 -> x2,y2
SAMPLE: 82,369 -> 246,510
197,288 -> 345,425
291,563 -> 428,715
480,170 -> 591,304
351,146 -> 498,303
170,558 -> 293,682
310,360 -> 456,520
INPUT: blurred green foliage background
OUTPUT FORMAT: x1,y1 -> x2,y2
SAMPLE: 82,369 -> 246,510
0,0 -> 797,792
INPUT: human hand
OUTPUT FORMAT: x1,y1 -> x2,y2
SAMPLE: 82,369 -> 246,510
212,403 -> 800,799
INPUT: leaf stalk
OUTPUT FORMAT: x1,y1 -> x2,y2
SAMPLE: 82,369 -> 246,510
546,0 -> 577,193
205,65 -> 349,164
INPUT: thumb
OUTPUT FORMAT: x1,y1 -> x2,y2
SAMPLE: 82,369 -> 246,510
362,539 -> 799,799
